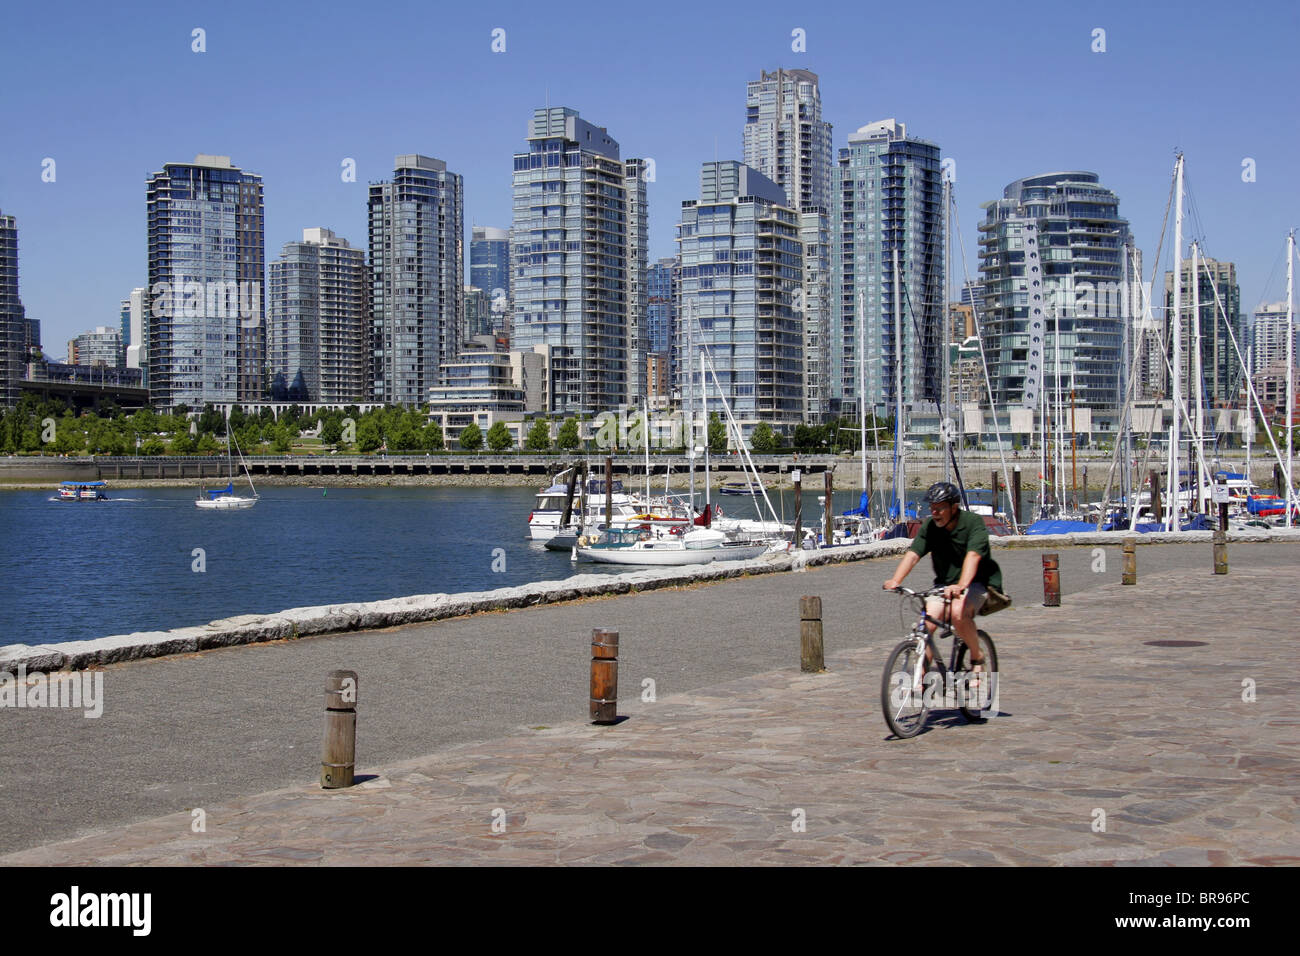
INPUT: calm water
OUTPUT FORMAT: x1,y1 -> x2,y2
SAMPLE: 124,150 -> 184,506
1,477 -> 1098,647
0,483 -> 855,649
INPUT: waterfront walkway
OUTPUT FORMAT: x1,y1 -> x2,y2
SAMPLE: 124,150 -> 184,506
3,543 -> 1298,864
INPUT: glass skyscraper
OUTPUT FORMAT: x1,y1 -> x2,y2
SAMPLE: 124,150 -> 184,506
470,225 -> 510,318
979,172 -> 1130,409
1163,256 -> 1244,406
646,257 -> 677,358
145,155 -> 265,409
831,120 -> 944,414
0,210 -> 23,408
368,155 -> 464,405
744,68 -> 832,421
268,228 -> 367,402
677,161 -> 803,431
511,107 -> 638,415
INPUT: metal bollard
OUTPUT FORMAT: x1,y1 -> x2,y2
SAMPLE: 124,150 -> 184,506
1042,553 -> 1061,606
321,669 -> 358,789
1213,530 -> 1228,575
800,596 -> 825,672
589,628 -> 619,724
1122,537 -> 1137,585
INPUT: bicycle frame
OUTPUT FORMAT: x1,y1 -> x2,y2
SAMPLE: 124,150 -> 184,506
901,589 -> 992,711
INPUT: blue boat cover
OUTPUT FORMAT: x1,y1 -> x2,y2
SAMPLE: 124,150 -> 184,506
841,491 -> 870,517
207,483 -> 234,497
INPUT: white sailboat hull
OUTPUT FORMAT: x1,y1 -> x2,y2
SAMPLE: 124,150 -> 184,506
195,496 -> 257,510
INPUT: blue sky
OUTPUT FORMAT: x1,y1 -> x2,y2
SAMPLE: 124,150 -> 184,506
1,0 -> 1297,356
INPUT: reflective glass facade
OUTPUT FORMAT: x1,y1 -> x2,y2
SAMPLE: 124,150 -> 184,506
268,228 -> 367,403
511,107 -> 631,415
979,172 -> 1129,409
831,121 -> 944,414
0,212 -> 21,408
677,161 -> 803,429
145,156 -> 265,409
369,155 -> 464,405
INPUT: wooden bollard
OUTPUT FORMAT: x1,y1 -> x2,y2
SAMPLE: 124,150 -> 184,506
321,669 -> 358,789
589,628 -> 618,724
1150,469 -> 1162,524
1213,530 -> 1228,575
1042,553 -> 1061,606
1121,537 -> 1137,585
800,596 -> 825,672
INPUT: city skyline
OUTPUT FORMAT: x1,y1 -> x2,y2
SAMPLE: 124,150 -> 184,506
1,0 -> 1297,359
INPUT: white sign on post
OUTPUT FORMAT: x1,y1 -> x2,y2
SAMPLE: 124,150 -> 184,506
1211,484 -> 1230,504
791,469 -> 802,483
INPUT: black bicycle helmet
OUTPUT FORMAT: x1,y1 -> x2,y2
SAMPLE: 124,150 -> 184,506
923,481 -> 961,504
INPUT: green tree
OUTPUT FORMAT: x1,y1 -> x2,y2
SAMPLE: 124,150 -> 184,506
525,417 -> 551,452
51,415 -> 84,454
356,418 -> 382,453
707,412 -> 727,453
171,430 -> 197,455
556,418 -> 580,451
197,404 -> 224,436
319,416 -> 343,446
140,436 -> 165,456
486,421 -> 513,452
459,422 -> 484,452
197,433 -> 221,455
271,424 -> 294,454
422,421 -> 444,452
749,422 -> 778,453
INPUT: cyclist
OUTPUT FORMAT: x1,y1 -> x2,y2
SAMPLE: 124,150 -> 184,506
882,481 -> 1002,682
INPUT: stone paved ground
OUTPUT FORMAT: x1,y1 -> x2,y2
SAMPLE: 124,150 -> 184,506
5,560 -> 1297,866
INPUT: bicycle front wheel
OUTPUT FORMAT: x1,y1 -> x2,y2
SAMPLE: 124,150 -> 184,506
881,638 -> 930,739
955,629 -> 999,722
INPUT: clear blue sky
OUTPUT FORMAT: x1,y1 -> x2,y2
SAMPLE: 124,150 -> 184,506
1,0 -> 1296,357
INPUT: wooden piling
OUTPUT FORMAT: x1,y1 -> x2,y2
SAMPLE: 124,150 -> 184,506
1122,537 -> 1137,585
589,628 -> 619,724
1213,530 -> 1228,575
1012,466 -> 1022,528
800,596 -> 825,673
321,670 -> 358,789
1150,469 -> 1162,524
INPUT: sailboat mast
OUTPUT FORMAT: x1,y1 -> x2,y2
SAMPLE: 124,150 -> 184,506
942,177 -> 951,484
1170,154 -> 1184,531
858,290 -> 866,494
1287,230 -> 1295,528
893,247 -> 903,521
1193,241 -> 1206,513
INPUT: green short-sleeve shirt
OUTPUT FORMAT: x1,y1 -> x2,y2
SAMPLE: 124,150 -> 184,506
908,508 -> 1003,591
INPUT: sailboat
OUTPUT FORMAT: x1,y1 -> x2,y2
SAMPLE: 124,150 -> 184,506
197,426 -> 259,510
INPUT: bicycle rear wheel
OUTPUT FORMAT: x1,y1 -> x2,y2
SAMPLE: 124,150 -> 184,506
881,638 -> 930,738
955,629 -> 999,722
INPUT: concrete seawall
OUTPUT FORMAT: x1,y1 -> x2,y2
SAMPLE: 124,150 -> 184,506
5,527 -> 1299,676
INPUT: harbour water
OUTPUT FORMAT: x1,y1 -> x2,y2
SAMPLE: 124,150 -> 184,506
0,483 -> 857,649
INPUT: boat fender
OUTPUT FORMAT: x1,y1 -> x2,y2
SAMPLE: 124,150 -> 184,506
578,535 -> 588,547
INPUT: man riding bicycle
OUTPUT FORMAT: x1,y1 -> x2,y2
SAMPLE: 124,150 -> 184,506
882,482 -> 1002,681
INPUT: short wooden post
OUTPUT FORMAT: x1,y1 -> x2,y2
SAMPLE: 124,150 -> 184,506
1213,530 -> 1228,575
1042,553 -> 1061,606
1012,465 -> 1022,528
823,470 -> 833,545
321,670 -> 358,789
1150,469 -> 1162,524
1121,537 -> 1137,585
800,596 -> 825,672
792,470 -> 803,547
589,628 -> 619,724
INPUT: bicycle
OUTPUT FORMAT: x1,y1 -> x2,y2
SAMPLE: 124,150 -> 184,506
880,585 -> 999,739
